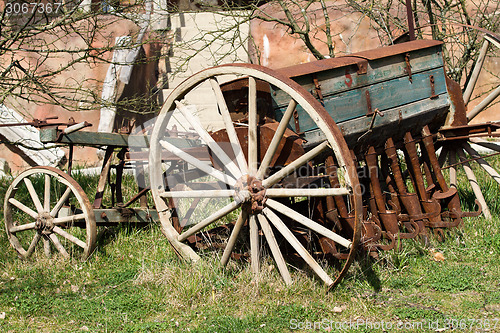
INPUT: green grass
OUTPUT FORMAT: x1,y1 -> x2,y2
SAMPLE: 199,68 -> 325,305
0,159 -> 499,332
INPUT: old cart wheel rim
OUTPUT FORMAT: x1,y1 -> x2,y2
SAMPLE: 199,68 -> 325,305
441,34 -> 500,219
4,166 -> 97,260
149,64 -> 362,288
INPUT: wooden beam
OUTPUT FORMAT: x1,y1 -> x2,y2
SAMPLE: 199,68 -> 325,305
93,208 -> 160,224
40,128 -> 197,149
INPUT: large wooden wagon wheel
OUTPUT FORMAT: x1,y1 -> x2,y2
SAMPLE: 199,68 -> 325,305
439,33 -> 500,219
149,64 -> 362,288
4,166 -> 96,259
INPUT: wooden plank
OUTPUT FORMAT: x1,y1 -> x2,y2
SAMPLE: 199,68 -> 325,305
277,68 -> 448,133
302,93 -> 450,149
275,44 -> 444,105
40,128 -> 198,149
279,40 -> 444,79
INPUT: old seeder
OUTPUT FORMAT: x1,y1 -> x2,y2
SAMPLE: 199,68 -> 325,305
3,32 -> 500,289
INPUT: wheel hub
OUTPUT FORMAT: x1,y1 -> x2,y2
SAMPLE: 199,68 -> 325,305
234,175 -> 266,214
36,212 -> 54,235
248,178 -> 266,214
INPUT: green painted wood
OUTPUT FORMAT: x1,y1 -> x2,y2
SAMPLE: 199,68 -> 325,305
302,94 -> 450,150
277,44 -> 444,104
271,43 -> 449,139
275,67 -> 448,133
40,129 -> 198,149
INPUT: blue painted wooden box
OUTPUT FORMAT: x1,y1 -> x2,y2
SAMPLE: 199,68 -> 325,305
275,40 -> 451,152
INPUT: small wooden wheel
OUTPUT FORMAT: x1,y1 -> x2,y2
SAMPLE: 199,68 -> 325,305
4,166 -> 96,259
149,64 -> 362,288
440,33 -> 500,219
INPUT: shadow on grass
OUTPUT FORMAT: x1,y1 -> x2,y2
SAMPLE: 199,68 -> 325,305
92,223 -> 155,257
357,253 -> 382,292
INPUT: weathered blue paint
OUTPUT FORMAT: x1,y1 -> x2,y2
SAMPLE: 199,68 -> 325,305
288,45 -> 444,97
271,41 -> 450,150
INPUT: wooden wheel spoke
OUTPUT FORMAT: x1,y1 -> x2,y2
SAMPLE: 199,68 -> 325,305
174,101 -> 242,179
464,35 -> 500,121
48,233 -> 70,258
160,189 -> 236,199
266,199 -> 351,249
457,148 -> 492,219
44,174 -> 51,212
221,209 -> 248,266
463,143 -> 500,185
178,200 -> 242,242
160,139 -> 237,187
9,222 -> 37,233
50,187 -> 72,217
249,214 -> 259,275
53,213 -> 86,225
262,141 -> 329,188
8,198 -> 39,219
43,236 -> 51,258
263,207 -> 334,286
265,188 -> 350,197
470,138 -> 500,153
257,214 -> 292,285
248,77 -> 258,175
26,233 -> 41,257
449,149 -> 458,188
209,78 -> 248,174
23,178 -> 44,213
463,38 -> 490,105
467,85 -> 500,121
53,226 -> 87,249
256,99 -> 297,179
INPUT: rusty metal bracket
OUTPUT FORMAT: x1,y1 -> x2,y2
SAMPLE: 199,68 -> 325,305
354,60 -> 368,75
429,75 -> 438,99
365,90 -> 373,115
405,53 -> 413,82
342,56 -> 369,75
293,109 -> 301,134
312,74 -> 325,105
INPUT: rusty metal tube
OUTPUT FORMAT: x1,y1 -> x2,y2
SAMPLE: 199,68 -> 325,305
385,138 -> 408,194
403,132 -> 429,200
384,137 -> 428,237
365,146 -> 400,235
421,126 -> 463,226
365,147 -> 386,213
326,155 -> 350,219
403,132 -> 443,225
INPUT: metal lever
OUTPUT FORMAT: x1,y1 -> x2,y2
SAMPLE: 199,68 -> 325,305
358,108 -> 384,142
